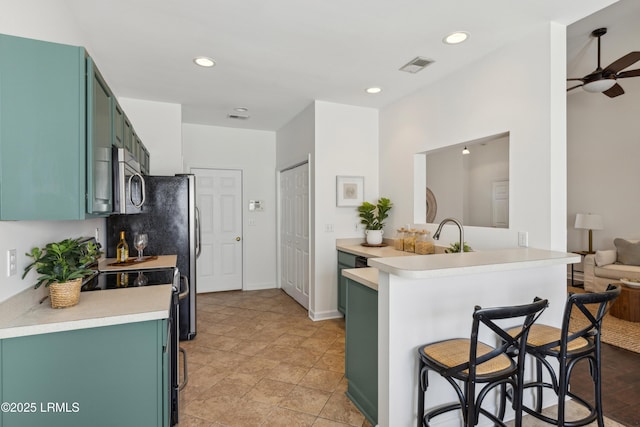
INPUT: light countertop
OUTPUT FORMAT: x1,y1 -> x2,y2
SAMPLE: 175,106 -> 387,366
336,238 -> 423,258
0,285 -> 172,340
368,247 -> 580,279
342,267 -> 379,291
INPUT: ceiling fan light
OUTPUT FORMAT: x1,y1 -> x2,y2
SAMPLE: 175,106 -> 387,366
583,79 -> 616,93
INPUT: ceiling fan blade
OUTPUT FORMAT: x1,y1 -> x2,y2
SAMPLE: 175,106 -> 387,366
567,84 -> 583,92
603,83 -> 624,98
603,51 -> 640,74
567,78 -> 585,82
617,68 -> 640,79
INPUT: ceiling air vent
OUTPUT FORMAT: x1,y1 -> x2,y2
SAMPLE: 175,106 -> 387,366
227,114 -> 250,120
399,56 -> 434,74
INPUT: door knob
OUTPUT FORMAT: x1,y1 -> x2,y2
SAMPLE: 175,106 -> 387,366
235,237 -> 241,241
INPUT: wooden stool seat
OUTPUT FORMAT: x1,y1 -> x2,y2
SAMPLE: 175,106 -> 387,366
416,298 -> 548,427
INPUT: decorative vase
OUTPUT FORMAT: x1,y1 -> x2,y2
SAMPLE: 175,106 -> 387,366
365,229 -> 384,245
49,278 -> 82,309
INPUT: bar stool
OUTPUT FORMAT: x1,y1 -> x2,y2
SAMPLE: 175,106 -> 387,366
416,298 -> 548,427
513,284 -> 620,427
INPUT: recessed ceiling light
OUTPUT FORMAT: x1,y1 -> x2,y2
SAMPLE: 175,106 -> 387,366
234,107 -> 249,112
193,56 -> 216,67
365,87 -> 382,94
443,31 -> 469,45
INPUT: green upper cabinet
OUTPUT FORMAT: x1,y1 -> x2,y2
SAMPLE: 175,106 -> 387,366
113,102 -> 125,149
0,34 -> 87,220
124,116 -> 134,153
86,58 -> 113,215
0,34 -> 147,220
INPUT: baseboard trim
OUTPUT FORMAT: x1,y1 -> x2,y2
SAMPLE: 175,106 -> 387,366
309,308 -> 343,321
242,282 -> 277,291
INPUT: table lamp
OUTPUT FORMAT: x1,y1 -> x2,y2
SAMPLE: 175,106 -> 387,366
574,213 -> 604,254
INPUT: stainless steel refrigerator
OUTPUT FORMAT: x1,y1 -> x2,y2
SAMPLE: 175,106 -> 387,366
106,174 -> 200,340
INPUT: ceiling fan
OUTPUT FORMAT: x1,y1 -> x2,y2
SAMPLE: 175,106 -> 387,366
567,27 -> 640,98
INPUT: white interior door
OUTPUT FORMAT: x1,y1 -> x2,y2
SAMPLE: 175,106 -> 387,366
280,163 -> 310,309
193,168 -> 243,293
492,180 -> 509,228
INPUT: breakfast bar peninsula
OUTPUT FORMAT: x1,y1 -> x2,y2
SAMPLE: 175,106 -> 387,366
343,247 -> 579,427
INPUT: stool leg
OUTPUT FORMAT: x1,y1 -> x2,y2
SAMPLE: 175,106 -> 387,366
417,359 -> 427,427
534,358 -> 543,413
557,358 -> 569,426
593,345 -> 605,427
497,382 -> 507,422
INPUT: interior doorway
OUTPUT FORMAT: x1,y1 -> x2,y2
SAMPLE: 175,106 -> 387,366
192,168 -> 243,293
279,162 -> 310,309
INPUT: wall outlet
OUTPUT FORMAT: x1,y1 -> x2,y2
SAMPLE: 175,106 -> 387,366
518,231 -> 528,247
325,224 -> 334,233
7,249 -> 17,277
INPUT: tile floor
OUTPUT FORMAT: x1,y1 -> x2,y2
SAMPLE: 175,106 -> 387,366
178,288 -> 636,427
179,289 -> 370,426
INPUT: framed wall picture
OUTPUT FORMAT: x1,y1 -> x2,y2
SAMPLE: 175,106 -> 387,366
336,176 -> 364,207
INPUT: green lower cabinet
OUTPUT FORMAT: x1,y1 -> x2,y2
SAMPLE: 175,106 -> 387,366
345,278 -> 378,425
0,320 -> 169,427
337,251 -> 357,314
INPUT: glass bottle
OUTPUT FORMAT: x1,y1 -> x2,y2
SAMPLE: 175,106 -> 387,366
116,230 -> 129,263
394,228 -> 405,251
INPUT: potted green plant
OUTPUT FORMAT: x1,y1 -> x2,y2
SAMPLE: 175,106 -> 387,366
358,197 -> 393,244
445,242 -> 473,253
22,237 -> 102,308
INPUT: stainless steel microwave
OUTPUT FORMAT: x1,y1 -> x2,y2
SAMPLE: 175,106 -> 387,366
112,147 -> 146,214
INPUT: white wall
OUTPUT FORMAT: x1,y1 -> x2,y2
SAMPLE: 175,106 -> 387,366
182,124 -> 277,290
0,0 -> 108,304
313,101 -> 379,319
275,101 -> 378,319
567,12 -> 640,252
567,78 -> 640,251
380,23 -> 568,252
119,98 -> 183,175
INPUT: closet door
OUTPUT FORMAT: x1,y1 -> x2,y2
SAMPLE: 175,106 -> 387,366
280,163 -> 310,309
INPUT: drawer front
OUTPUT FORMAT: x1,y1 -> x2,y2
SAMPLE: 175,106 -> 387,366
338,251 -> 358,267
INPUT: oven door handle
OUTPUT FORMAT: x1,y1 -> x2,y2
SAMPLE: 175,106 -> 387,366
178,275 -> 189,300
179,347 -> 188,391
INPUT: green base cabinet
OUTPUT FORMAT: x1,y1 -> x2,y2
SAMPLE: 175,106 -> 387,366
0,320 -> 169,427
337,251 -> 357,314
345,278 -> 378,425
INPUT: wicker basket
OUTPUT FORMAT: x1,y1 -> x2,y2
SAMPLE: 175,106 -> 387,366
49,278 -> 82,309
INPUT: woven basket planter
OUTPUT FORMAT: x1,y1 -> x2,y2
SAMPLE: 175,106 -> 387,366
49,278 -> 82,309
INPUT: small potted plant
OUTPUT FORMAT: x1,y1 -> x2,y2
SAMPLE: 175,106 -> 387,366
358,197 -> 393,245
22,237 -> 102,308
445,242 -> 473,253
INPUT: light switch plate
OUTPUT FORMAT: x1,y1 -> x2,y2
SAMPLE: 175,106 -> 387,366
518,232 -> 528,247
7,249 -> 17,277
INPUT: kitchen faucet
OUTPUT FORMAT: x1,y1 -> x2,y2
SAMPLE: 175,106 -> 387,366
433,217 -> 465,253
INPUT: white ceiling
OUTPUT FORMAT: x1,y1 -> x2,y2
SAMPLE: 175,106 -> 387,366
55,0 -> 628,131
